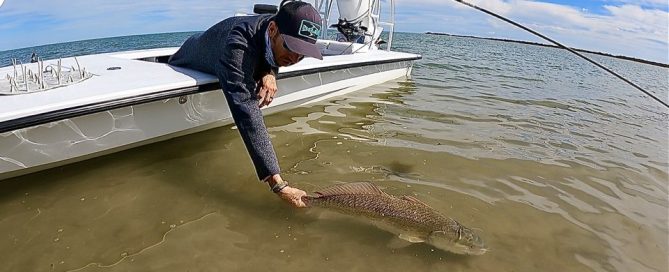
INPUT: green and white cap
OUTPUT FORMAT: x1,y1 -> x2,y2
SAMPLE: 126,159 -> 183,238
275,1 -> 323,60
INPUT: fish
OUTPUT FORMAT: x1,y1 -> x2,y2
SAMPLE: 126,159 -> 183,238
302,182 -> 487,255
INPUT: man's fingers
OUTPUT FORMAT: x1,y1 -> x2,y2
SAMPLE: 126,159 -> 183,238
278,186 -> 308,208
258,88 -> 277,108
293,199 -> 306,208
290,195 -> 306,208
258,87 -> 270,106
260,95 -> 272,108
295,194 -> 307,208
261,98 -> 270,108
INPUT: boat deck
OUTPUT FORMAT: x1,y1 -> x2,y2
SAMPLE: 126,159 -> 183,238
0,47 -> 420,133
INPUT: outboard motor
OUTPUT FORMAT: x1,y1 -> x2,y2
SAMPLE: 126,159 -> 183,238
334,0 -> 379,43
332,19 -> 367,43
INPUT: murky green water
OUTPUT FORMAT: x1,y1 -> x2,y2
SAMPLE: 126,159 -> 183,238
1,33 -> 667,272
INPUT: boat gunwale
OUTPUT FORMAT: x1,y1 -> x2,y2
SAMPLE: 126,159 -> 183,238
0,55 -> 421,134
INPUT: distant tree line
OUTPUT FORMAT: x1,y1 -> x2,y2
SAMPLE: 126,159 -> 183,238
426,32 -> 668,68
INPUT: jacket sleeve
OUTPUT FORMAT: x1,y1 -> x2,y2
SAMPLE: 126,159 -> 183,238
216,27 -> 280,181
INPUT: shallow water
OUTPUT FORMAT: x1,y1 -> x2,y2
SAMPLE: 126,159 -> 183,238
0,33 -> 667,272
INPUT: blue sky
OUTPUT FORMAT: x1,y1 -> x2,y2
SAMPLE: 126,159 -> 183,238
0,0 -> 667,63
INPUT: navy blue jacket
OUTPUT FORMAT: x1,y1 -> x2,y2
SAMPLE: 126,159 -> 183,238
169,15 -> 280,180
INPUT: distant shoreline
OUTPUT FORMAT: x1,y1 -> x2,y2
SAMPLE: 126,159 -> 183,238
426,32 -> 669,68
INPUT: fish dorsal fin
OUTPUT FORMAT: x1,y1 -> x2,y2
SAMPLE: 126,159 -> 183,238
314,182 -> 387,197
401,195 -> 430,207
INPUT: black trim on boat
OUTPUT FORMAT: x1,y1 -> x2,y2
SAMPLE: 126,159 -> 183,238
0,83 -> 217,134
276,56 -> 421,79
0,56 -> 421,134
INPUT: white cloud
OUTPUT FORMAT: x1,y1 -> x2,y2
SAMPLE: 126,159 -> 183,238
0,0 -> 251,49
0,0 -> 667,63
394,0 -> 668,63
611,0 -> 668,9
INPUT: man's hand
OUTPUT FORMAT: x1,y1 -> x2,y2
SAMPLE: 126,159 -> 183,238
266,174 -> 307,208
277,186 -> 307,208
257,73 -> 277,108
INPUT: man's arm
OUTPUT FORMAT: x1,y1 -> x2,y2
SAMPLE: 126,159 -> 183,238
217,38 -> 279,180
217,29 -> 306,207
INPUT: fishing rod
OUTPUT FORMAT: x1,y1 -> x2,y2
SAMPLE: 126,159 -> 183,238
452,0 -> 669,109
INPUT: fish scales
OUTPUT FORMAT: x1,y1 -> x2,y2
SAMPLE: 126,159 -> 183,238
305,193 -> 460,233
301,182 -> 487,255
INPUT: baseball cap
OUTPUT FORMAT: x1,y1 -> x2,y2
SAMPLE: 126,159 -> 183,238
275,1 -> 323,60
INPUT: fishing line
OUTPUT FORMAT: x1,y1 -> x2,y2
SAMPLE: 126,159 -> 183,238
451,0 -> 669,109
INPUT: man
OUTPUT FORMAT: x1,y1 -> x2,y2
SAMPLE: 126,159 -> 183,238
169,0 -> 323,208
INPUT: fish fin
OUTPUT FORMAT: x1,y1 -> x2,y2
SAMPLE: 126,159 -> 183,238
398,233 -> 425,243
314,182 -> 388,197
387,237 -> 413,249
401,196 -> 430,207
313,210 -> 346,220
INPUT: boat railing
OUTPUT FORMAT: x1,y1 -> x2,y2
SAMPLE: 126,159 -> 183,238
0,57 -> 93,95
376,0 -> 395,51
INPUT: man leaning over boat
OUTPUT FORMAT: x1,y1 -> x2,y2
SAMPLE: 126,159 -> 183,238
168,0 -> 323,208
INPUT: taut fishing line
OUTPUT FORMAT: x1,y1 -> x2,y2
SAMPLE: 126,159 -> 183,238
452,0 -> 669,109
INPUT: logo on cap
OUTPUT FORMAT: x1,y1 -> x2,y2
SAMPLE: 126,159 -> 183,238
298,20 -> 321,41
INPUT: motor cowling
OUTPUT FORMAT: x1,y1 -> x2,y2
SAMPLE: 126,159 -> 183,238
334,0 -> 377,43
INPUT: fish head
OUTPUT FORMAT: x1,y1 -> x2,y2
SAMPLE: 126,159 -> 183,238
428,226 -> 487,255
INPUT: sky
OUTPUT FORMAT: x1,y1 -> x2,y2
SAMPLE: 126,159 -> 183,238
0,0 -> 667,63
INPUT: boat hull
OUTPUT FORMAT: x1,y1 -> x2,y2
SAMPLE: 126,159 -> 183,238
0,59 -> 414,180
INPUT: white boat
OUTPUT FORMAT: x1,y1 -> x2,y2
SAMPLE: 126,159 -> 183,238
0,0 -> 420,181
